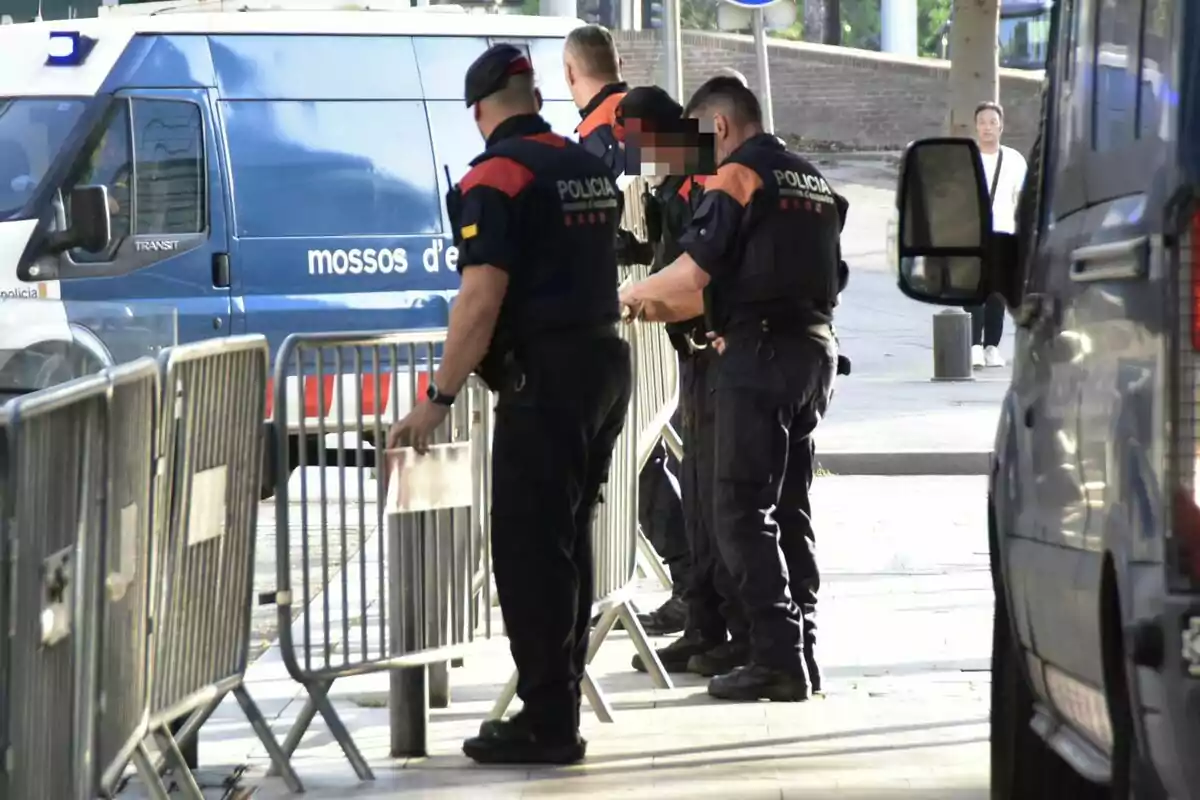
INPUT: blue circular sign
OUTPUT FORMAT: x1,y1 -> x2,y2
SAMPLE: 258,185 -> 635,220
720,0 -> 784,8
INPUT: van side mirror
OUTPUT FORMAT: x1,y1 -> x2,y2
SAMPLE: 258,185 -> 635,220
893,137 -> 992,306
47,185 -> 111,255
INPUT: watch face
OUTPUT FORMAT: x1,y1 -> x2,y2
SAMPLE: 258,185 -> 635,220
426,383 -> 438,401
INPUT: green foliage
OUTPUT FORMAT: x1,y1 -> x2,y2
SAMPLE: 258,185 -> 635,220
680,0 -> 951,59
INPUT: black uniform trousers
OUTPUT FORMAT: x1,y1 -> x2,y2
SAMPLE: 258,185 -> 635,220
679,348 -> 747,644
638,421 -> 690,596
489,335 -> 633,737
712,332 -> 834,673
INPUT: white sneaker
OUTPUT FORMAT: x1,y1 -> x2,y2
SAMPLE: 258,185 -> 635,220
984,345 -> 1006,368
971,344 -> 985,369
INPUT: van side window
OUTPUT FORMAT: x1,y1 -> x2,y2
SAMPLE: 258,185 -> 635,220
131,99 -> 205,235
66,98 -> 206,262
1138,0 -> 1171,140
221,99 -> 442,238
1092,0 -> 1141,152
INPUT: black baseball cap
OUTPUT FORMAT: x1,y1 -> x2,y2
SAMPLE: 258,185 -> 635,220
464,44 -> 534,107
616,85 -> 683,130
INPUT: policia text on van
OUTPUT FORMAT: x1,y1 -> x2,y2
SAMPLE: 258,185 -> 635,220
889,0 -> 1200,794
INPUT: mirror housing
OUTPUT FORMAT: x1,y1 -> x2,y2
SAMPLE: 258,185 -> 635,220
893,137 -> 1011,307
47,185 -> 112,255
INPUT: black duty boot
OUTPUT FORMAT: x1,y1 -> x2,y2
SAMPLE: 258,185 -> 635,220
463,712 -> 586,765
637,596 -> 687,636
687,640 -> 750,677
633,632 -> 721,674
707,664 -> 810,703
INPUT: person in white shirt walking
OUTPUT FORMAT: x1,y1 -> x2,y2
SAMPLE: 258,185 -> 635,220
969,101 -> 1027,369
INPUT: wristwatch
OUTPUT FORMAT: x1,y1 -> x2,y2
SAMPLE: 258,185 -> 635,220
426,381 -> 455,407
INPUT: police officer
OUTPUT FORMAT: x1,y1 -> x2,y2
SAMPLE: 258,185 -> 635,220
565,24 -> 694,636
388,45 -> 631,763
564,23 -> 629,179
618,77 -> 839,702
616,86 -> 752,677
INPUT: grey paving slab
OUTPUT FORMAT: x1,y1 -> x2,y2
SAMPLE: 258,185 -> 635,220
156,476 -> 994,799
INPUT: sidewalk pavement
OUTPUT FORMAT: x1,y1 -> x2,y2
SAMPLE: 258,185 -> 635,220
146,476 -> 993,800
814,162 -> 1013,476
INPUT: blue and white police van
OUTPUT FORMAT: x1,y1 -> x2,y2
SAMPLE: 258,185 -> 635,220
0,3 -> 586,492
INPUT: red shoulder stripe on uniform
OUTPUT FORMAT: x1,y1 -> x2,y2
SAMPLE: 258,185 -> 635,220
460,157 -> 535,197
705,163 -> 761,207
524,132 -> 568,148
693,174 -> 709,186
677,176 -> 694,199
576,92 -> 627,139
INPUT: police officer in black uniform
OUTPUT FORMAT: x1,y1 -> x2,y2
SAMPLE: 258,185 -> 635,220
615,86 -> 752,677
565,24 -> 629,179
619,77 -> 840,702
565,24 -> 694,636
388,44 -> 631,763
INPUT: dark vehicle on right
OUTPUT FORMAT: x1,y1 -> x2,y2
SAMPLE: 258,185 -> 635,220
890,0 -> 1198,796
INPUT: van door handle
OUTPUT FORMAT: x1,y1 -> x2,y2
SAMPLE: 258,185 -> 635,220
212,253 -> 231,288
1070,236 -> 1148,282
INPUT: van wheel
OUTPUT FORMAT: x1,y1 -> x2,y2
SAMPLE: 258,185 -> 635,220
990,586 -> 1105,800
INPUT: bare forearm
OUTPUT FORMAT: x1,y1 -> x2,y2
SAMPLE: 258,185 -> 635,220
642,290 -> 704,323
434,291 -> 500,396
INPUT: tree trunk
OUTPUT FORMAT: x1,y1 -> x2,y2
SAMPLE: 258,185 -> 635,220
803,0 -> 827,44
947,0 -> 999,137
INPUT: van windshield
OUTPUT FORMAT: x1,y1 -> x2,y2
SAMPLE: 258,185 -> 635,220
0,97 -> 88,222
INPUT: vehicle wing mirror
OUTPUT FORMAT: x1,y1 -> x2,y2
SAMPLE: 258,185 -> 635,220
68,185 -> 112,254
47,184 -> 112,255
893,137 -> 992,306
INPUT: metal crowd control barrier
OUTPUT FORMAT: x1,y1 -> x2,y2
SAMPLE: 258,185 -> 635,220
0,371 -> 110,800
134,337 -> 300,799
616,176 -> 680,592
269,331 -> 490,780
0,337 -> 290,800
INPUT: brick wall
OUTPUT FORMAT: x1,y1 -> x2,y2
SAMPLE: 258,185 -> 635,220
613,30 -> 1043,154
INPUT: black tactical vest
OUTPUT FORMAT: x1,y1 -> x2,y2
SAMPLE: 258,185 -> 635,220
469,126 -> 624,346
708,135 -> 841,333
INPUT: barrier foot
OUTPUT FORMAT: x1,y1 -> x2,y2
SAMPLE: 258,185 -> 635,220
275,680 -> 375,782
618,601 -> 674,691
268,686 -> 320,776
488,670 -> 519,721
390,666 -> 429,758
150,701 -> 220,777
430,661 -> 451,709
153,727 -> 205,800
233,684 -> 304,793
130,742 -> 172,800
636,529 -> 673,591
581,667 -> 614,723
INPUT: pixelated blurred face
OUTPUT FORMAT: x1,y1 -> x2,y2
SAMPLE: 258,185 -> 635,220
625,118 -> 712,177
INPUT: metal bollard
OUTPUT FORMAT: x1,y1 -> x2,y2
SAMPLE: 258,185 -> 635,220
931,308 -> 975,382
388,512 -> 430,757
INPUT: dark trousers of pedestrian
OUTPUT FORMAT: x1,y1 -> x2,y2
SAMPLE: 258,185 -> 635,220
489,336 -> 632,739
969,293 -> 1005,347
679,349 -> 747,645
712,334 -> 834,677
638,419 -> 690,598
